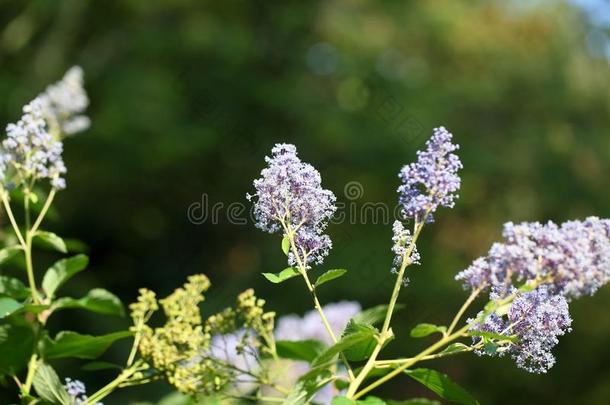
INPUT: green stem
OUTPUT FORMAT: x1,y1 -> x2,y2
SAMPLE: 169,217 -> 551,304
283,221 -> 355,381
354,324 -> 471,400
446,287 -> 481,335
346,218 -> 426,398
30,188 -> 56,236
86,362 -> 142,404
1,191 -> 26,248
22,354 -> 38,394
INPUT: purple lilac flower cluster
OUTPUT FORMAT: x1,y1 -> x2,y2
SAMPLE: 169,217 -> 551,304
397,126 -> 462,223
248,144 -> 336,267
458,217 -> 610,373
65,378 -> 102,405
471,286 -> 572,373
456,217 -> 610,299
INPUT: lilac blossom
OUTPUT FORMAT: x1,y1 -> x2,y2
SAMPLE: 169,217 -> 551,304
65,378 -> 102,405
456,217 -> 610,300
397,126 -> 462,223
471,286 -> 572,373
1,97 -> 67,189
248,144 -> 337,267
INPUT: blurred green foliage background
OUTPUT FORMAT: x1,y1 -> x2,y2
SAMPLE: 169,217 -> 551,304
0,0 -> 609,404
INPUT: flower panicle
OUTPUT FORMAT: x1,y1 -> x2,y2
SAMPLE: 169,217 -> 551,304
248,143 -> 337,267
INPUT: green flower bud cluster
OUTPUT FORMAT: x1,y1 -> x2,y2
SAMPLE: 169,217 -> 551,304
129,275 -> 277,398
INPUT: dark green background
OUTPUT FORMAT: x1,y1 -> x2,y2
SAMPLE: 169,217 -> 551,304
0,1 -> 609,404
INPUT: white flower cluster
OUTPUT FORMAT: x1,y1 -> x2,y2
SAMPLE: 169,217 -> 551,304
0,66 -> 89,190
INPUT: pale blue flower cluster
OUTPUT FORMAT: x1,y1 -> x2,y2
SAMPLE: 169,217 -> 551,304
472,286 -> 572,373
2,98 -> 66,189
248,144 -> 337,266
65,378 -> 103,405
397,126 -> 462,223
458,217 -> 610,373
0,66 -> 89,190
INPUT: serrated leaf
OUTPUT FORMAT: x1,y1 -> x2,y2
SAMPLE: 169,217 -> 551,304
0,317 -> 35,375
262,267 -> 300,283
0,276 -> 29,299
34,231 -> 67,253
52,288 -> 125,317
42,254 -> 89,299
0,297 -> 22,318
315,269 -> 347,288
42,330 -> 132,360
404,368 -> 479,405
310,324 -> 377,370
276,340 -> 326,362
0,246 -> 22,266
410,323 -> 447,338
282,236 -> 291,256
341,320 -> 379,361
32,363 -> 71,405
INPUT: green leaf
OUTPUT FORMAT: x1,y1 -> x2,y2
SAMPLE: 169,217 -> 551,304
331,396 -> 387,405
0,297 -> 22,318
34,231 -> 67,253
0,276 -> 29,299
315,269 -> 347,288
410,323 -> 447,338
282,380 -> 318,405
311,324 -> 377,369
469,330 -> 516,343
438,343 -> 471,356
0,246 -> 22,266
404,368 -> 479,405
282,236 -> 290,256
0,317 -> 35,375
82,361 -> 123,371
341,320 -> 380,361
42,330 -> 132,360
276,340 -> 327,362
16,304 -> 50,315
52,288 -> 125,317
32,363 -> 71,405
353,304 -> 404,326
331,397 -> 355,405
357,397 -> 387,405
262,267 -> 300,283
42,254 -> 89,299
